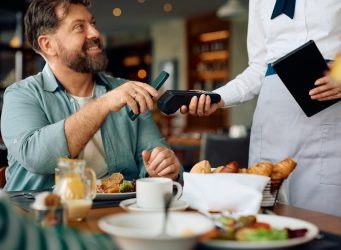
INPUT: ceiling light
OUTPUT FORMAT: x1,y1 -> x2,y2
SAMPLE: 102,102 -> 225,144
217,0 -> 247,20
112,8 -> 122,17
163,3 -> 173,13
137,69 -> 147,79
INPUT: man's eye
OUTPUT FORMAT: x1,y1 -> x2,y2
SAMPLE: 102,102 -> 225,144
74,24 -> 84,31
91,21 -> 97,27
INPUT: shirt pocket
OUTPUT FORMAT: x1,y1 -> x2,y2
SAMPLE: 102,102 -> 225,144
319,123 -> 341,186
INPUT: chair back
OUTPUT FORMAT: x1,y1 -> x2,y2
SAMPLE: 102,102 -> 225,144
200,133 -> 250,169
0,166 -> 7,188
0,143 -> 7,188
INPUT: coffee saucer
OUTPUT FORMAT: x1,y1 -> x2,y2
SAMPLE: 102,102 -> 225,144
119,198 -> 189,212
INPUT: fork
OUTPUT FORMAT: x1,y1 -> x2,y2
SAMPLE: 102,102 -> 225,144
197,209 -> 227,232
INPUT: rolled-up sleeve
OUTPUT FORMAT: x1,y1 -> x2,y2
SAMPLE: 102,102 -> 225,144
1,84 -> 69,175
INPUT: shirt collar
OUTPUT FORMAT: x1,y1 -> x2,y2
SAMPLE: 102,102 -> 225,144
42,63 -> 110,92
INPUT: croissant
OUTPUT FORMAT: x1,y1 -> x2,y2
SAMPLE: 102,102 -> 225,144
247,162 -> 273,177
271,158 -> 297,179
238,168 -> 248,174
214,161 -> 239,173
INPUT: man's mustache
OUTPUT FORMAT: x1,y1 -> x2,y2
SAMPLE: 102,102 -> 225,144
83,38 -> 102,50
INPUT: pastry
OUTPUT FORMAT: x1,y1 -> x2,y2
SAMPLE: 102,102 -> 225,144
238,168 -> 248,174
214,161 -> 239,173
247,162 -> 273,177
271,158 -> 297,180
213,166 -> 225,173
190,160 -> 212,173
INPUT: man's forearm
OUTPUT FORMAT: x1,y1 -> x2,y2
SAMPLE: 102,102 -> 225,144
64,97 -> 110,157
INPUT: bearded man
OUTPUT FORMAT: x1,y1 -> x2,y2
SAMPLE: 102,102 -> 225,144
1,0 -> 182,191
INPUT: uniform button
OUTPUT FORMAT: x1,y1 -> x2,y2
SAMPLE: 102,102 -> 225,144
13,139 -> 17,144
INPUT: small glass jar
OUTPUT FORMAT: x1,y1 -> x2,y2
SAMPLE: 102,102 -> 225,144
53,158 -> 96,221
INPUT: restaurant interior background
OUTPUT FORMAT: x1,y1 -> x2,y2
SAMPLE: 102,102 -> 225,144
0,0 -> 256,171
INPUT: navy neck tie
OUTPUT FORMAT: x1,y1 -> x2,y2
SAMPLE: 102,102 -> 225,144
271,0 -> 296,19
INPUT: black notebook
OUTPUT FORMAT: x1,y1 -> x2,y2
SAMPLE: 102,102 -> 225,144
272,40 -> 339,117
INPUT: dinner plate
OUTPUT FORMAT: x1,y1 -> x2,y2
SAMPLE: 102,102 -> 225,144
95,178 -> 136,200
95,192 -> 136,201
202,214 -> 319,249
120,198 -> 189,212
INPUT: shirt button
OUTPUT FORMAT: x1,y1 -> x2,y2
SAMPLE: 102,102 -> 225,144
13,139 -> 17,144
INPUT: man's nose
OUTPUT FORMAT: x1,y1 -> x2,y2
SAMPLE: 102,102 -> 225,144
86,25 -> 100,39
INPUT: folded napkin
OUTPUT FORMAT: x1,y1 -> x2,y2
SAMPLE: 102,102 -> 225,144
181,172 -> 269,214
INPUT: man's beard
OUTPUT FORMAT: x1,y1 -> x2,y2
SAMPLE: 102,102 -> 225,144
57,38 -> 108,73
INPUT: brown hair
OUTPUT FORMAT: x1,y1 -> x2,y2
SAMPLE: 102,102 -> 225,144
24,0 -> 91,52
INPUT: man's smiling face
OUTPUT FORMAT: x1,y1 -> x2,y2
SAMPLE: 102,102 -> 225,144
52,3 -> 108,73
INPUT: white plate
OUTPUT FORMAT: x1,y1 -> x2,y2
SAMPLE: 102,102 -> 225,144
202,214 -> 318,249
95,192 -> 136,201
120,198 -> 189,212
95,179 -> 136,200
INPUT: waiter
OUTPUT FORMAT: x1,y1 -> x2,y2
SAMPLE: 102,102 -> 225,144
181,0 -> 341,216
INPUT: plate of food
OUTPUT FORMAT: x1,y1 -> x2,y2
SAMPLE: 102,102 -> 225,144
95,173 -> 136,201
201,214 -> 318,249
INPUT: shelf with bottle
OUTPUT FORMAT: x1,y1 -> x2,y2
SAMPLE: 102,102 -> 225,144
186,13 -> 230,132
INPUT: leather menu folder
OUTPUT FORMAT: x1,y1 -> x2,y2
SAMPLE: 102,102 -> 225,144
272,40 -> 339,117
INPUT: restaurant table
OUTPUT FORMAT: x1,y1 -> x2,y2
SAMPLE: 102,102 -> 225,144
9,193 -> 341,250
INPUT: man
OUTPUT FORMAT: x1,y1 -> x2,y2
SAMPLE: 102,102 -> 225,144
1,0 -> 182,191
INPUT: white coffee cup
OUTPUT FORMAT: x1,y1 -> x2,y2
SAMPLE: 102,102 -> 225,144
136,177 -> 183,209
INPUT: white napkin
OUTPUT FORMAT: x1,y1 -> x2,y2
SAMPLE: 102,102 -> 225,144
181,172 -> 269,214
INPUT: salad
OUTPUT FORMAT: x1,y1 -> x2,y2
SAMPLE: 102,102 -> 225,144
213,215 -> 308,242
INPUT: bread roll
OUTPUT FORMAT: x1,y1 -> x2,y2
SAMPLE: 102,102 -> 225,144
190,160 -> 212,173
213,166 -> 225,173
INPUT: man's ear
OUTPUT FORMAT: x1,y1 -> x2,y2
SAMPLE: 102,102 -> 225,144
37,35 -> 57,57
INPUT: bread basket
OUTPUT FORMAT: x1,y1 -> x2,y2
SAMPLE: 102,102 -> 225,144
261,178 -> 283,208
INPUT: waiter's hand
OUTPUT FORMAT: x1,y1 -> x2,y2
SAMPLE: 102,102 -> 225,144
309,75 -> 341,101
142,146 -> 180,180
180,94 -> 224,116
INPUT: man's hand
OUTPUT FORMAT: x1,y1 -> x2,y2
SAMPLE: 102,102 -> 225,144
142,146 -> 180,180
180,94 -> 224,116
65,80 -> 158,158
100,81 -> 158,114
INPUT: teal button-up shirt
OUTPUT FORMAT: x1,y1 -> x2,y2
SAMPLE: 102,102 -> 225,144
1,64 -> 182,191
